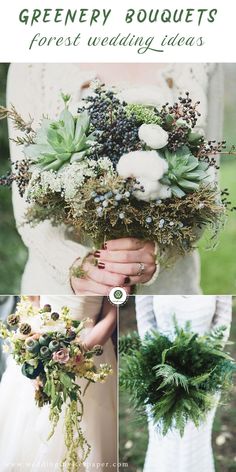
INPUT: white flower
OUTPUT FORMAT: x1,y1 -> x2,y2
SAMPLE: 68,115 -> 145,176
118,85 -> 172,108
117,150 -> 169,201
138,124 -> 169,149
117,150 -> 168,181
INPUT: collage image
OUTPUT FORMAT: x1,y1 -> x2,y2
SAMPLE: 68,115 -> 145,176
0,63 -> 236,472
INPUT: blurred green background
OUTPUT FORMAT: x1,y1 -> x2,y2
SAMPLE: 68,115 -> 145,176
119,298 -> 236,472
0,64 -> 236,294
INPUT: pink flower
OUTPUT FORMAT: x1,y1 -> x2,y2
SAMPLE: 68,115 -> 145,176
75,354 -> 83,364
52,348 -> 70,364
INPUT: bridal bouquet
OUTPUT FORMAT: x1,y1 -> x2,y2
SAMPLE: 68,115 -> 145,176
119,322 -> 235,436
0,86 -> 232,255
0,297 -> 112,472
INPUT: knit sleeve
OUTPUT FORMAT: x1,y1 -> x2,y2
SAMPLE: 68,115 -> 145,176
7,64 -> 91,293
212,295 -> 232,342
135,296 -> 157,339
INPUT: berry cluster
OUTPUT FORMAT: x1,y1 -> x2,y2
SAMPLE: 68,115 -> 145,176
78,87 -> 141,167
159,93 -> 202,151
13,159 -> 31,196
91,187 -> 133,220
160,93 -> 201,129
197,140 -> 227,169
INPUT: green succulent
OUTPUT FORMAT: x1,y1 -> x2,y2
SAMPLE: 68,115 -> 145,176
161,146 -> 209,198
24,106 -> 96,171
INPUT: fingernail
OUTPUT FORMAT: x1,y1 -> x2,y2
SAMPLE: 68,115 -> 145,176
98,262 -> 105,270
94,251 -> 101,258
124,276 -> 130,284
102,243 -> 107,250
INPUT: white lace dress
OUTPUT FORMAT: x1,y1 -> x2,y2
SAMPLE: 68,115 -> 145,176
7,63 -> 223,295
135,295 -> 232,472
0,296 -> 117,471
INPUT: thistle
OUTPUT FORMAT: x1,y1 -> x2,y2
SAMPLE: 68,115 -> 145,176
24,98 -> 97,171
161,146 -> 209,198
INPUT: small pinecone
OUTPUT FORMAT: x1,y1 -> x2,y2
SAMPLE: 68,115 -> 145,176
7,314 -> 20,327
93,345 -> 103,356
66,329 -> 77,341
51,312 -> 59,321
35,387 -> 50,408
119,332 -> 141,355
19,323 -> 32,335
42,304 -> 51,313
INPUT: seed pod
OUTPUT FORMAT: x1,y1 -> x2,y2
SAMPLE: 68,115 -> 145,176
7,314 -> 20,327
19,323 -> 32,335
42,304 -> 51,313
51,312 -> 60,321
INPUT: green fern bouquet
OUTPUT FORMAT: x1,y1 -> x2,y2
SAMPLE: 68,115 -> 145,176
119,324 -> 235,436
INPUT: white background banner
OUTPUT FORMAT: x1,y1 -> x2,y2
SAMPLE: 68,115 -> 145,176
0,0 -> 235,62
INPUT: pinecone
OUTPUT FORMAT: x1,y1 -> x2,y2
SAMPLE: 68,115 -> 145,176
35,387 -> 50,408
19,323 -> 32,335
7,314 -> 20,327
93,345 -> 103,356
119,332 -> 141,355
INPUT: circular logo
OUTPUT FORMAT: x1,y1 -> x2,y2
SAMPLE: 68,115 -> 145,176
108,287 -> 128,305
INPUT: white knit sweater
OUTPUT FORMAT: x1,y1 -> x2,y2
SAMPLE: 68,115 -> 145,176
7,64 -> 223,295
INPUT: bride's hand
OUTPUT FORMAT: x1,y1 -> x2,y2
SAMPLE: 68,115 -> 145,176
94,238 -> 157,285
70,255 -> 131,295
83,300 -> 117,349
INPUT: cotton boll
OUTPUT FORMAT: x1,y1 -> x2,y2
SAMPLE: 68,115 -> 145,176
158,184 -> 172,199
134,178 -> 161,201
134,178 -> 171,201
138,124 -> 169,149
117,150 -> 168,181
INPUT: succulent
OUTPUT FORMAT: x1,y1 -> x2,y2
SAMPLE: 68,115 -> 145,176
40,346 -> 51,359
49,339 -> 60,352
161,146 -> 209,198
25,338 -> 40,354
24,105 -> 96,171
39,334 -> 51,346
21,361 -> 43,379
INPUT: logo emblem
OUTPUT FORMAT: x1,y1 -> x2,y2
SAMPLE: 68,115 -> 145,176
108,287 -> 128,305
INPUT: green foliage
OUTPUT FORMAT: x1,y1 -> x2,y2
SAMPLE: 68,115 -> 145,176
161,146 -> 209,197
125,103 -> 162,125
119,324 -> 236,437
25,108 -> 97,171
